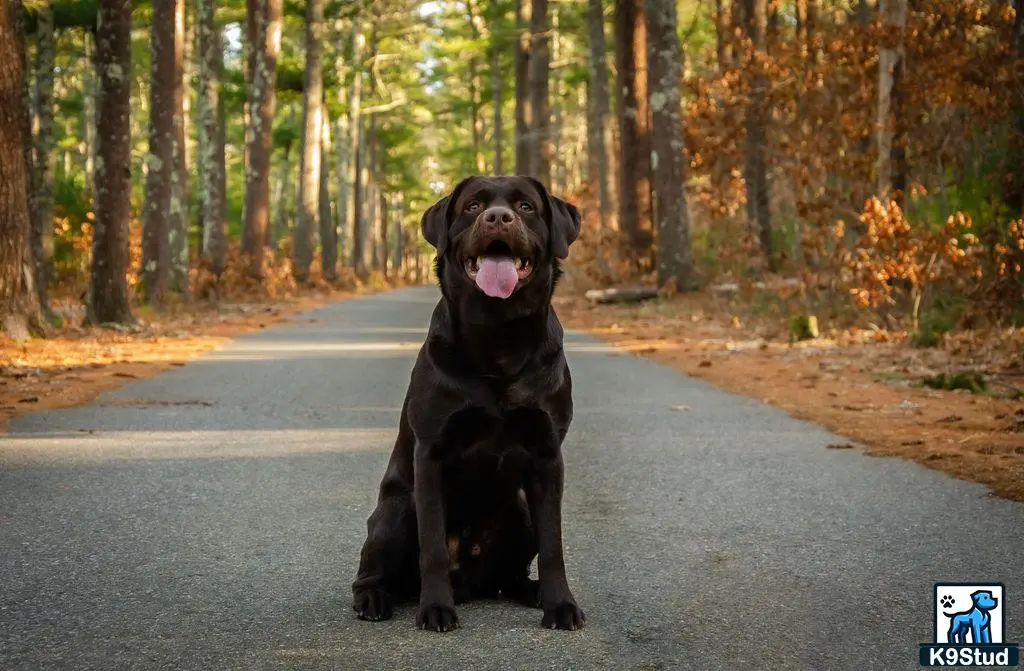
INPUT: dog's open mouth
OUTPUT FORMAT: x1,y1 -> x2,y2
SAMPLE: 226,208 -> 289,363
464,241 -> 533,299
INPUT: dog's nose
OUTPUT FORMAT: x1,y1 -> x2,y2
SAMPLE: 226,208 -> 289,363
481,207 -> 515,226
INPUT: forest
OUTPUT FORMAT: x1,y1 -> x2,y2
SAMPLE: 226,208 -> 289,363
0,0 -> 1022,343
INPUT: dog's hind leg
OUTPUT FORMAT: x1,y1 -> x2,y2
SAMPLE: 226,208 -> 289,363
498,490 -> 541,609
352,491 -> 418,621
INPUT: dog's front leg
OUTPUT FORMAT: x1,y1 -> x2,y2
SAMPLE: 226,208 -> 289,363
525,453 -> 585,630
414,443 -> 459,632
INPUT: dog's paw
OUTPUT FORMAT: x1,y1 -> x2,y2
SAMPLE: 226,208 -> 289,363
353,587 -> 393,622
541,600 -> 586,631
416,602 -> 460,632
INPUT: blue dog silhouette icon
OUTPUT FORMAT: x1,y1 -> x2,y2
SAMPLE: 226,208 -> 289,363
946,590 -> 999,644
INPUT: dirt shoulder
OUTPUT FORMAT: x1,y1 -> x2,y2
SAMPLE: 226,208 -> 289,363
0,289 -> 360,432
555,291 -> 1024,502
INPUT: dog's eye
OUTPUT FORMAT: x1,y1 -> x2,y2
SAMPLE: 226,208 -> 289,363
517,201 -> 534,214
465,201 -> 481,213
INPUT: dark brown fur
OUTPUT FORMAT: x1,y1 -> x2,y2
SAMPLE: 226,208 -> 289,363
351,176 -> 585,632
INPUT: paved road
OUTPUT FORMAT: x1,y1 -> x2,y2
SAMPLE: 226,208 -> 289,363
2,286 -> 1022,670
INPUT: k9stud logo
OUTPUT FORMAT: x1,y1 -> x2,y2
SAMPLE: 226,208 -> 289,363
920,583 -> 1020,667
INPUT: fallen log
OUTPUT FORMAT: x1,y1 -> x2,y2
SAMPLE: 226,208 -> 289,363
584,286 -> 659,304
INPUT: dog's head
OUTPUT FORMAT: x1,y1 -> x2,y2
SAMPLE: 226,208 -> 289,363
971,591 -> 998,611
421,175 -> 580,311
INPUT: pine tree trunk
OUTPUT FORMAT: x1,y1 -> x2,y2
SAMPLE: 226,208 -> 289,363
320,104 -> 337,281
293,0 -> 324,283
646,0 -> 695,290
741,0 -> 773,268
89,0 -> 133,325
1008,0 -> 1024,217
271,136 -> 292,251
83,31 -> 97,198
350,22 -> 366,278
363,23 -> 380,275
169,0 -> 189,294
141,0 -> 178,303
31,0 -> 56,313
1,0 -> 42,339
614,0 -> 654,267
514,0 -> 531,174
242,0 -> 283,279
876,0 -> 908,204
586,0 -> 612,230
334,18 -> 352,263
528,0 -> 550,183
469,57 -> 486,174
197,0 -> 227,275
491,33 -> 503,174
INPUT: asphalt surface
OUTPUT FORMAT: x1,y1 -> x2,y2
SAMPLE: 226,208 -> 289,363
2,285 -> 1023,670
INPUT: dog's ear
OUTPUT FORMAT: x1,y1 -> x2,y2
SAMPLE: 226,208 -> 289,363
526,177 -> 581,259
421,177 -> 475,256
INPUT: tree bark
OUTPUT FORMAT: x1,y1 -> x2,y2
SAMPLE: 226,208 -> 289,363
469,57 -> 486,173
197,0 -> 227,276
491,29 -> 503,174
242,0 -> 283,279
528,0 -> 551,183
319,103 -> 337,281
141,0 -> 178,303
1008,0 -> 1024,217
83,31 -> 97,198
614,0 -> 653,267
1,0 -> 42,339
270,129 -> 293,250
350,22 -> 366,278
586,0 -> 612,229
89,0 -> 133,325
876,0 -> 908,204
293,0 -> 325,283
514,0 -> 531,175
334,18 -> 353,265
31,0 -> 56,314
714,0 -> 731,72
741,0 -> 773,267
646,0 -> 695,290
168,0 -> 189,295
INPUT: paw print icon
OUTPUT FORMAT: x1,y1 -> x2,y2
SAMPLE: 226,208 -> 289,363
940,595 -> 955,609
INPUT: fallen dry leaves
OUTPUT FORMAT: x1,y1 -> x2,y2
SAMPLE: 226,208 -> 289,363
555,291 -> 1024,502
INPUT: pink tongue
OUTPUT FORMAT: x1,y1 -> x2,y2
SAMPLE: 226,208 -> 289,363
475,256 -> 519,299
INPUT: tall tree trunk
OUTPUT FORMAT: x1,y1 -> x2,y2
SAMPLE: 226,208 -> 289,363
83,31 -> 97,198
293,0 -> 325,283
646,0 -> 695,290
614,0 -> 653,267
31,0 -> 56,314
319,104 -> 337,280
363,23 -> 379,275
169,0 -> 189,294
514,0 -> 531,174
242,0 -> 283,279
89,0 -> 133,325
586,0 -> 613,230
714,0 -> 732,72
350,23 -> 366,278
197,0 -> 227,275
876,0 -> 908,204
141,0 -> 178,303
334,19 -> 353,266
271,134 -> 292,250
528,0 -> 551,183
491,31 -> 503,173
741,0 -> 773,267
1008,0 -> 1024,217
1,0 -> 42,339
469,58 -> 486,174
550,8 -> 565,191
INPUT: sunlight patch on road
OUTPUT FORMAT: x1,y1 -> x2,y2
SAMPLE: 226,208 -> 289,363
2,428 -> 395,464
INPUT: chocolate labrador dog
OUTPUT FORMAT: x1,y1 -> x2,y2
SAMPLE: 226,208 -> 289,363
351,175 -> 585,632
